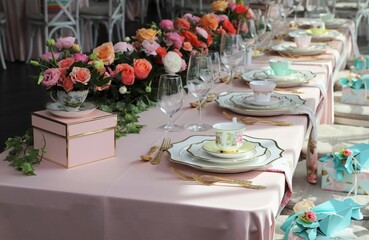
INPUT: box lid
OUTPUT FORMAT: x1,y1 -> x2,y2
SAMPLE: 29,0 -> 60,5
32,110 -> 117,137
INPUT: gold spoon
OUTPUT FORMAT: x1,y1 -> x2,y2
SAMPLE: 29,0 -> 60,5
140,145 -> 159,161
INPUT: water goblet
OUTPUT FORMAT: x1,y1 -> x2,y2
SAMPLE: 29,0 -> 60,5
238,19 -> 257,67
209,51 -> 221,82
220,34 -> 243,88
186,55 -> 214,132
157,74 -> 184,132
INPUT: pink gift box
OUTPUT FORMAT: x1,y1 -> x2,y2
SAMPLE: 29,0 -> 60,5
341,88 -> 369,106
321,159 -> 369,195
32,110 -> 117,168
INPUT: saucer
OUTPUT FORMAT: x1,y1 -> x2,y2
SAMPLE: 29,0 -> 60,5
46,102 -> 97,118
254,69 -> 299,81
202,140 -> 254,159
243,95 -> 282,106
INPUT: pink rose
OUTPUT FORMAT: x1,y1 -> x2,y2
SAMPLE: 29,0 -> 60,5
195,27 -> 208,39
40,52 -> 60,60
133,59 -> 152,80
115,63 -> 135,85
42,68 -> 61,88
113,42 -> 134,53
58,57 -> 75,68
180,59 -> 187,72
73,53 -> 89,63
343,149 -> 353,157
228,2 -> 236,10
142,40 -> 160,56
55,37 -> 75,50
159,19 -> 174,31
182,13 -> 200,24
304,211 -> 317,222
69,67 -> 91,85
217,14 -> 229,22
165,32 -> 184,49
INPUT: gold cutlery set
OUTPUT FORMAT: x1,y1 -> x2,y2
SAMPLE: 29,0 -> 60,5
140,138 -> 171,165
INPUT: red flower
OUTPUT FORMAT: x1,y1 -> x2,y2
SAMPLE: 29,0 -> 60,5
181,30 -> 202,48
174,18 -> 191,31
222,19 -> 236,34
155,46 -> 167,64
233,4 -> 248,14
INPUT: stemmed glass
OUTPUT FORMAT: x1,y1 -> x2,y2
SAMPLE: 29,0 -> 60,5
186,55 -> 214,132
209,51 -> 221,82
219,34 -> 243,87
238,19 -> 257,67
157,74 -> 184,132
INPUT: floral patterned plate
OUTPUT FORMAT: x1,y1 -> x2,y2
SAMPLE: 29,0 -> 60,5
46,102 -> 96,118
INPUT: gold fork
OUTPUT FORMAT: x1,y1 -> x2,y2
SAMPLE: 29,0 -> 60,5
170,167 -> 266,190
150,138 -> 171,165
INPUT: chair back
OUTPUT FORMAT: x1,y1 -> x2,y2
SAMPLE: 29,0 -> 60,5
42,0 -> 80,27
109,0 -> 125,20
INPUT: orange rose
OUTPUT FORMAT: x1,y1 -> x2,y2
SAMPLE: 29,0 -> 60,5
233,4 -> 248,14
182,42 -> 193,51
115,63 -> 135,85
174,18 -> 191,31
181,31 -> 202,48
222,19 -> 236,34
136,28 -> 157,42
62,77 -> 74,92
94,42 -> 115,65
58,57 -> 75,68
156,46 -> 167,64
211,0 -> 228,12
69,67 -> 91,85
201,14 -> 219,30
133,59 -> 152,80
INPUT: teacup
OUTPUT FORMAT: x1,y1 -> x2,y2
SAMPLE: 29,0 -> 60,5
213,122 -> 246,153
249,80 -> 276,102
319,13 -> 335,22
269,59 -> 291,76
294,35 -> 311,48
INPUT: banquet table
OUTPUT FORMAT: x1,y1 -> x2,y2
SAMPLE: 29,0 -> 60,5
0,19 -> 354,240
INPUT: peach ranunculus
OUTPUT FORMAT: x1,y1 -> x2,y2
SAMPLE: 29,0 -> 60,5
69,67 -> 91,85
174,18 -> 191,31
136,28 -> 157,42
115,63 -> 135,85
133,59 -> 152,80
211,0 -> 228,12
58,57 -> 75,68
94,42 -> 115,65
182,42 -> 193,51
201,13 -> 219,30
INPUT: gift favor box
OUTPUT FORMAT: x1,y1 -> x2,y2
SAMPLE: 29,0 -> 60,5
341,88 -> 369,106
32,110 -> 117,168
321,159 -> 369,195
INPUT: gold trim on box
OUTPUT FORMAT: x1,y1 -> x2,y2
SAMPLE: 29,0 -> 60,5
43,154 -> 116,169
33,126 -> 116,139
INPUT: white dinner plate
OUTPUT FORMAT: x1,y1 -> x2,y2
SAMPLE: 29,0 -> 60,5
241,69 -> 315,87
230,94 -> 294,110
46,102 -> 96,118
288,29 -> 342,42
216,92 -> 305,116
168,135 -> 284,173
243,95 -> 283,106
271,43 -> 328,56
186,139 -> 267,164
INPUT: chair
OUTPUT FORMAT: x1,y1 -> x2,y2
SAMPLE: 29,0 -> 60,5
79,0 -> 125,51
26,0 -> 80,62
167,0 -> 212,19
0,11 -> 6,69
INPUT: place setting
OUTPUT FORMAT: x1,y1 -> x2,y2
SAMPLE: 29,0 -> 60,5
167,118 -> 284,174
289,20 -> 342,42
272,34 -> 328,57
241,59 -> 316,87
297,13 -> 347,30
215,80 -> 306,117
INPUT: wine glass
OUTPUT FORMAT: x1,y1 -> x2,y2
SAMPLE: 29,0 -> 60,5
219,34 -> 243,87
209,51 -> 221,82
186,55 -> 214,132
238,19 -> 257,67
157,74 -> 184,132
281,0 -> 294,22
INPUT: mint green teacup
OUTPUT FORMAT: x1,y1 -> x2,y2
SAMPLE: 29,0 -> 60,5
269,59 -> 292,76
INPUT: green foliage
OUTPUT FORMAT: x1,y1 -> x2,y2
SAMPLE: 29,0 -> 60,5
4,130 -> 46,175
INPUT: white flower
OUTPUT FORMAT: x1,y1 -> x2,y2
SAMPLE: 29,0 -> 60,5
163,51 -> 182,74
119,86 -> 128,94
124,37 -> 131,42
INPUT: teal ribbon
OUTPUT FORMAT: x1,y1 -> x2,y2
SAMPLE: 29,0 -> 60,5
280,211 -> 319,240
339,75 -> 369,89
319,150 -> 360,181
